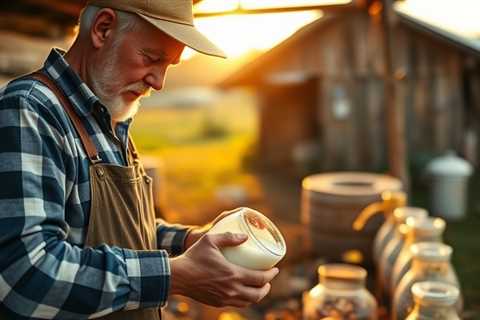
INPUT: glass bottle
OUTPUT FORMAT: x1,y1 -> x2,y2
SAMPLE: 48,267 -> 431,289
392,242 -> 461,320
207,207 -> 286,270
378,207 -> 428,295
303,264 -> 377,320
353,190 -> 407,264
390,216 -> 445,295
406,281 -> 460,320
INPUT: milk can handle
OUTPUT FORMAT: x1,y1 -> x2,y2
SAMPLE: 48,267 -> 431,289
352,190 -> 407,231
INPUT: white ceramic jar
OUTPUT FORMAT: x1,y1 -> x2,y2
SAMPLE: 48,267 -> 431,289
208,207 -> 287,270
392,242 -> 461,320
406,281 -> 461,320
378,207 -> 428,294
390,216 -> 445,295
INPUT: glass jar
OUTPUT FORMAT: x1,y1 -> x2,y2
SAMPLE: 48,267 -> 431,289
392,242 -> 461,320
390,216 -> 445,295
378,207 -> 428,294
406,281 -> 460,320
353,190 -> 407,264
303,264 -> 377,320
207,207 -> 286,270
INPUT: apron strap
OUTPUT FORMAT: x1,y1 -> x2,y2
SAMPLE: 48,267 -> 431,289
127,135 -> 147,175
28,71 -> 102,164
128,134 -> 139,161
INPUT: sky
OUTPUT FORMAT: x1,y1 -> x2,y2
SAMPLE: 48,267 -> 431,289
395,0 -> 480,44
184,10 -> 323,59
183,0 -> 480,60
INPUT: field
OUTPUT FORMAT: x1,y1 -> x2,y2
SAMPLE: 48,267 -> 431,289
130,92 -> 260,224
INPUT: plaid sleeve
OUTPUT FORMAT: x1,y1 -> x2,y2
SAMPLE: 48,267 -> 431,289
0,94 -> 170,319
156,219 -> 193,255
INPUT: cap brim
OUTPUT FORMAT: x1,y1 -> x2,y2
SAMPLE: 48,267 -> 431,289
138,14 -> 227,59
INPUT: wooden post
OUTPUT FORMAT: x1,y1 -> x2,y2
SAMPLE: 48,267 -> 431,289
381,0 -> 410,192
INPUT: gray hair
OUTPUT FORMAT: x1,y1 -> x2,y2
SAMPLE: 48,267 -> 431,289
78,5 -> 140,38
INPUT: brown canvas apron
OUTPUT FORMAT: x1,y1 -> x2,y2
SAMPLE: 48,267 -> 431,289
30,72 -> 161,320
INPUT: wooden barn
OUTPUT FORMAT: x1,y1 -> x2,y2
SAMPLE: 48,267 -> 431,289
222,1 -> 480,176
2,0 -> 479,177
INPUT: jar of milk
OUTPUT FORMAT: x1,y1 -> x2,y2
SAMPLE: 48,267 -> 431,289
208,207 -> 287,270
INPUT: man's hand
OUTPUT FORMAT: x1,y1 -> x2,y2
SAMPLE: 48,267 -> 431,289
183,207 -> 245,250
170,231 -> 279,308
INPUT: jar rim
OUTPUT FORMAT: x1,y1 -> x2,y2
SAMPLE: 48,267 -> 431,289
412,281 -> 459,305
411,242 -> 452,261
239,208 -> 286,257
393,207 -> 428,224
406,217 -> 446,236
318,263 -> 367,282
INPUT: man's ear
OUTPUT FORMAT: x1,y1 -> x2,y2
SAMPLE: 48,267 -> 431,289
90,8 -> 117,49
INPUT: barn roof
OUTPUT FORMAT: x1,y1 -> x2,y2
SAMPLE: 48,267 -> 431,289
221,14 -> 337,87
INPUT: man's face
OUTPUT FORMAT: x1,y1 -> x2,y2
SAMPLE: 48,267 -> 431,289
90,18 -> 185,123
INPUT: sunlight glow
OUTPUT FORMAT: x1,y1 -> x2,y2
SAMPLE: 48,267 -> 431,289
241,0 -> 352,9
395,0 -> 480,40
194,0 -> 351,13
184,10 -> 322,60
194,1 -> 239,14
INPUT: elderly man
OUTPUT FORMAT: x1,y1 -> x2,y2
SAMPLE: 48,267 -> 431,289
0,0 -> 279,319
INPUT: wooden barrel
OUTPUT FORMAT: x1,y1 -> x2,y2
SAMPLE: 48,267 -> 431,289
301,172 -> 402,266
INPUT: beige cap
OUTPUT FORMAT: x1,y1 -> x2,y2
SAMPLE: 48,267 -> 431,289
87,0 -> 226,58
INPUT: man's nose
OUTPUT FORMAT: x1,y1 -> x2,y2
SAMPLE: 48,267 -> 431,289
144,68 -> 167,91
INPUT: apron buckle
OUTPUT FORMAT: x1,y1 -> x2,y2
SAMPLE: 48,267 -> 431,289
91,155 -> 103,164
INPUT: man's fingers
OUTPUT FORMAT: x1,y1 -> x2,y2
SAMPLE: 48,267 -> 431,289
235,283 -> 272,304
253,283 -> 271,302
241,267 -> 279,287
259,282 -> 272,302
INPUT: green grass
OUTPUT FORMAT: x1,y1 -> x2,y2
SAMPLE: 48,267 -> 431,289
131,107 -> 209,150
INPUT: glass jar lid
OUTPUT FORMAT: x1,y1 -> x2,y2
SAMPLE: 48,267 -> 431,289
318,263 -> 367,283
411,242 -> 452,262
406,217 -> 446,236
412,281 -> 459,306
239,208 -> 286,257
393,207 -> 428,224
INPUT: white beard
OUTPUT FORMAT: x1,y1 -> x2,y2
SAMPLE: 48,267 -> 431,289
89,41 -> 149,122
100,91 -> 141,122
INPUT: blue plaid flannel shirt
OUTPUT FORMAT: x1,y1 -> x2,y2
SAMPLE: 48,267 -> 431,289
0,49 -> 191,319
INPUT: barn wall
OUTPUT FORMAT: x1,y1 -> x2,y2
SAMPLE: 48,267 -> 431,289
258,81 -> 319,172
251,9 -> 477,173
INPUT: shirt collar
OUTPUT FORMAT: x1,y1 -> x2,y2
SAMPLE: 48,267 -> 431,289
43,48 -> 100,117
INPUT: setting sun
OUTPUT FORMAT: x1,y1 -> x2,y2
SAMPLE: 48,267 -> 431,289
183,10 -> 323,59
